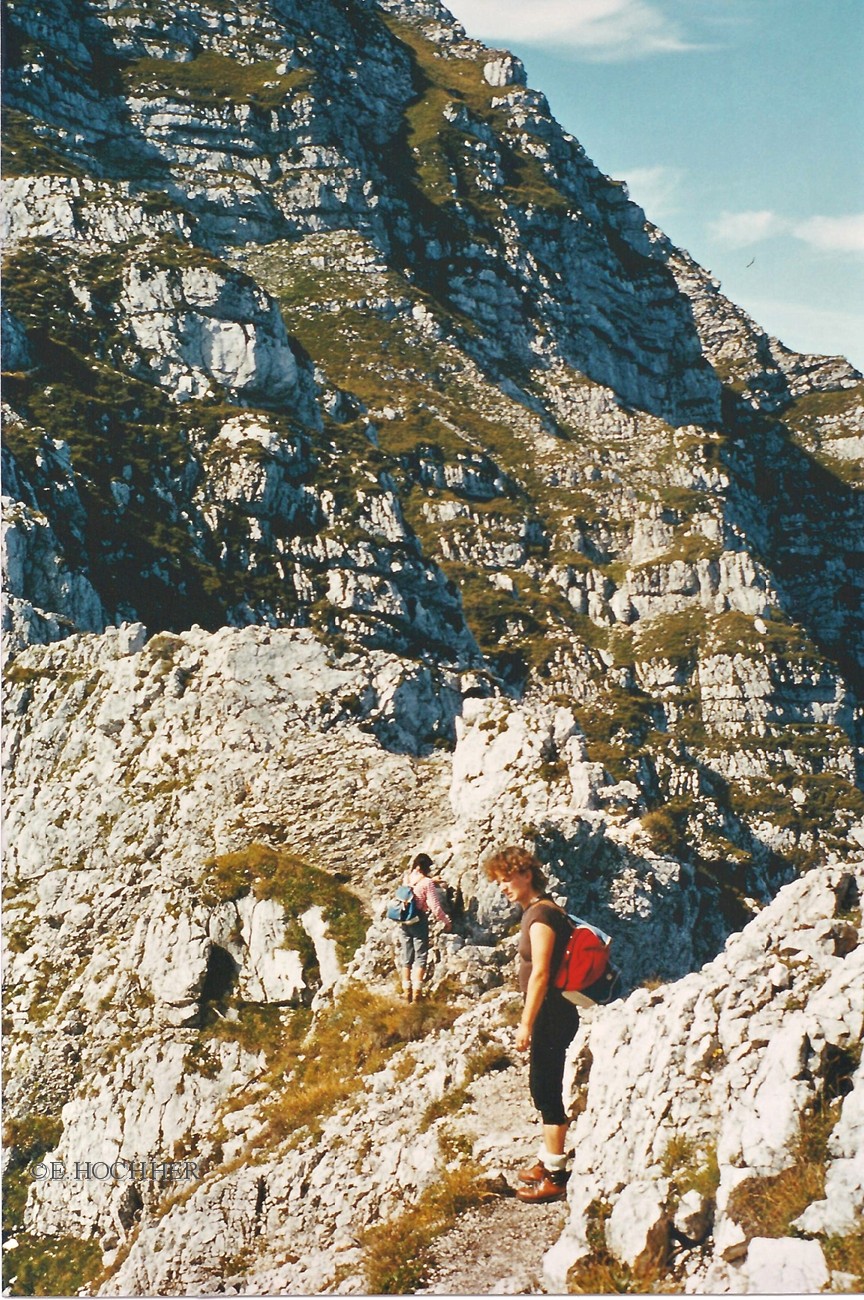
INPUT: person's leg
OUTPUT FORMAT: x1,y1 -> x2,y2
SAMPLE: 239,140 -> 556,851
528,1002 -> 575,1131
399,929 -> 414,999
411,918 -> 430,997
525,1029 -> 570,1177
517,999 -> 580,1199
542,1122 -> 569,1159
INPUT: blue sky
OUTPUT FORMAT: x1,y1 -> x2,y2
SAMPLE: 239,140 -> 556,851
445,0 -> 864,371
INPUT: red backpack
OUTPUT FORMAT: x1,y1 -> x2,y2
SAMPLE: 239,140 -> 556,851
554,914 -> 614,1003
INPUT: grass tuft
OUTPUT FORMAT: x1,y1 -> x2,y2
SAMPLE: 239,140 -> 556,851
2,1115 -> 64,1234
640,798 -> 693,857
2,1233 -> 102,1297
824,1229 -> 864,1287
259,985 -> 463,1145
362,1155 -> 491,1294
201,843 -> 368,964
725,1102 -> 838,1239
661,1136 -> 719,1226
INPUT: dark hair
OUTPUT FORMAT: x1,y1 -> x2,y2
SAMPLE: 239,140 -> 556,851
411,853 -> 433,875
483,845 -> 546,893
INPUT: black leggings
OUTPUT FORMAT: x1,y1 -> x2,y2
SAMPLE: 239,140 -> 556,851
529,993 -> 581,1125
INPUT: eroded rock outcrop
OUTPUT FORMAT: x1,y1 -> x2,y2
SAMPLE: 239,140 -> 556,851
547,863 -> 864,1294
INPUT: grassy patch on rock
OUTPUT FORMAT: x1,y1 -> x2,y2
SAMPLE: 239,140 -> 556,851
2,109 -> 87,178
726,1092 -> 849,1240
201,843 -> 368,964
640,798 -> 695,858
661,1136 -> 720,1205
704,609 -> 820,664
382,16 -> 569,224
260,985 -> 464,1145
823,1229 -> 864,1289
361,1146 -> 491,1294
633,606 -> 704,668
572,685 -> 658,781
726,771 -> 864,861
122,50 -> 313,111
2,1115 -> 64,1235
2,1233 -> 102,1298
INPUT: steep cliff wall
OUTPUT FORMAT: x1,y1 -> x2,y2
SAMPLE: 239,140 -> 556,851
2,0 -> 863,1294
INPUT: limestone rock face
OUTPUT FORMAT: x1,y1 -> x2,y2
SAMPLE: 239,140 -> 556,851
606,1179 -> 671,1275
2,0 -> 863,1295
547,862 -> 864,1293
482,54 -> 527,88
1,437 -> 109,656
119,262 -> 302,404
134,906 -> 213,1023
6,0 -> 862,667
741,1237 -> 830,1295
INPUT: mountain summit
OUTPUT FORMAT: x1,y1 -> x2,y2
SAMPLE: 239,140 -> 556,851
2,0 -> 863,1294
5,0 -> 862,666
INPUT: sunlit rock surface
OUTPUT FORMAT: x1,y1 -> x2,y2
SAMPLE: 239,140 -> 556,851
2,0 -> 863,1293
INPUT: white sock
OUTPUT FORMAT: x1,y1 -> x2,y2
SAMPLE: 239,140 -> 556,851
541,1150 -> 568,1173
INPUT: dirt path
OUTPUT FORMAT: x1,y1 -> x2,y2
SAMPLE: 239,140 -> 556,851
417,1196 -> 569,1295
416,1031 -> 572,1295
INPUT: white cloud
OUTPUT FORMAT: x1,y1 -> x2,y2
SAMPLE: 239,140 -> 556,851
707,209 -> 786,247
446,0 -> 704,60
619,165 -> 684,220
744,297 -> 864,370
793,214 -> 864,254
709,209 -> 864,256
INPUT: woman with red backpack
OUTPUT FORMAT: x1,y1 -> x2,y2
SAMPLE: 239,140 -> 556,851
484,845 -> 580,1203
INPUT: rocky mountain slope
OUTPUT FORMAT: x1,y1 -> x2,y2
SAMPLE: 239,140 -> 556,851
2,0 -> 863,1294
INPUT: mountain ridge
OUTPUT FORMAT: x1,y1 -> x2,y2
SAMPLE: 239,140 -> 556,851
2,0 -> 863,1293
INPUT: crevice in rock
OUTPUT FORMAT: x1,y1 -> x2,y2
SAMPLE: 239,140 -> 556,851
200,943 -> 239,1004
253,1175 -> 267,1234
821,1043 -> 858,1105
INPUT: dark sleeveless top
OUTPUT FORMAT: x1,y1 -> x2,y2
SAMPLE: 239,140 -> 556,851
518,898 -> 571,997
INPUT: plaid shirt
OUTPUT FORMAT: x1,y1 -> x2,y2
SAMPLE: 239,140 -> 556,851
406,871 -> 451,925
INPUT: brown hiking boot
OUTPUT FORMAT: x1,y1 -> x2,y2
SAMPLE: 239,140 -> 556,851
517,1162 -> 548,1184
518,1162 -> 570,1185
514,1169 -> 569,1203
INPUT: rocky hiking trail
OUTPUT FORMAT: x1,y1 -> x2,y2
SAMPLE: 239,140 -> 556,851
417,1196 -> 568,1296
406,1023 -> 570,1297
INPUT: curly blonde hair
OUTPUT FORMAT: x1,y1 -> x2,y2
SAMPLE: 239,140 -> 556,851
483,845 -> 547,892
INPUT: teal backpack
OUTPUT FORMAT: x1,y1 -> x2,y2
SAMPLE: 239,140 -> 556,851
386,885 -> 421,925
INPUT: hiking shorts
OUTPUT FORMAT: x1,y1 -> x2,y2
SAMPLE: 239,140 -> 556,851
529,992 -> 580,1126
398,913 -> 429,968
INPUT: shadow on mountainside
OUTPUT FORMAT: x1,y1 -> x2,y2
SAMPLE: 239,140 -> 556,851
719,389 -> 864,701
374,18 -> 721,433
2,5 -> 177,186
528,819 -> 771,994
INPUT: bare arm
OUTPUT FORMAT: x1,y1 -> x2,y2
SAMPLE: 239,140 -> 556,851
515,921 -> 555,1053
